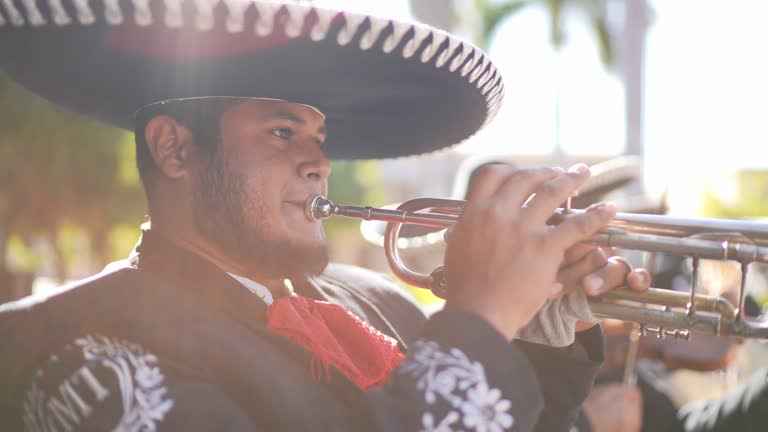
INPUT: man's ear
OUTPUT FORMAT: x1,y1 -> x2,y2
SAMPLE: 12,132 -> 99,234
144,115 -> 195,180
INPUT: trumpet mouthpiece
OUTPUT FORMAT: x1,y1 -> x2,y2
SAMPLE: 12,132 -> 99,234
305,195 -> 333,221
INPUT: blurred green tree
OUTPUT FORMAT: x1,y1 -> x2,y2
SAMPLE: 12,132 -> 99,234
325,160 -> 388,240
700,171 -> 768,306
700,171 -> 768,219
0,73 -> 146,283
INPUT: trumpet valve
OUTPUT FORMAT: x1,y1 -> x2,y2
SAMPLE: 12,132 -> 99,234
638,324 -> 692,340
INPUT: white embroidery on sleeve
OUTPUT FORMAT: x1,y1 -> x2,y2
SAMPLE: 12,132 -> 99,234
401,341 -> 514,432
77,335 -> 174,431
22,335 -> 173,432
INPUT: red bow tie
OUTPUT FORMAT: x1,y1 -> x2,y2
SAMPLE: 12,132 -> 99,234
266,295 -> 405,390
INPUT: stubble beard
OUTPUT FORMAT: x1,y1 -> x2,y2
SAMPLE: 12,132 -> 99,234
191,151 -> 329,280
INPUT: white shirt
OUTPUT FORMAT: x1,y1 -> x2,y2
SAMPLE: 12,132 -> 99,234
226,274 -> 297,306
227,273 -> 274,305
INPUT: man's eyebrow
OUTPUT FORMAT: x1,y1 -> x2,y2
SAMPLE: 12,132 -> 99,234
269,111 -> 306,124
269,111 -> 326,135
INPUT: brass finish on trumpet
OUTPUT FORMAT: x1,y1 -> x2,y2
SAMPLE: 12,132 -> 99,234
306,195 -> 768,340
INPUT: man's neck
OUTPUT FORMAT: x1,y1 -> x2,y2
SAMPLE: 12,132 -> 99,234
148,218 -> 287,297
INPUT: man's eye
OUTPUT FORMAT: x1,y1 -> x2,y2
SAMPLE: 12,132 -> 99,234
272,128 -> 293,139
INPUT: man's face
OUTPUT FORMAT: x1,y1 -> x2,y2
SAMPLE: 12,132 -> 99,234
190,99 -> 331,279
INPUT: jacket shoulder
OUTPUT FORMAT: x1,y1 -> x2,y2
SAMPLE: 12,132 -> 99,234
320,263 -> 420,307
317,263 -> 428,347
0,260 -> 140,319
0,262 -> 150,373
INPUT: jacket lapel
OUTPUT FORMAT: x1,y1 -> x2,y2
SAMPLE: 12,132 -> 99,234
133,228 -> 366,395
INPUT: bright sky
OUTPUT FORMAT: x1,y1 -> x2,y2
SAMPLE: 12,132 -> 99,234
643,0 -> 768,212
471,0 -> 768,213
645,0 -> 768,170
317,0 -> 768,214
457,2 -> 625,157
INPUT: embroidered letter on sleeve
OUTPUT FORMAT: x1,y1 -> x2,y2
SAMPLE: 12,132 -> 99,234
22,335 -> 173,432
399,341 -> 514,432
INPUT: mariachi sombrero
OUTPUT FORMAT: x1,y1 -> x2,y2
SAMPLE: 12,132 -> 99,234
0,0 -> 504,159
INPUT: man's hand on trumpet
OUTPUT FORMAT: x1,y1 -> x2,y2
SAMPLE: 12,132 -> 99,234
443,163 -> 651,341
557,244 -> 650,297
557,243 -> 651,332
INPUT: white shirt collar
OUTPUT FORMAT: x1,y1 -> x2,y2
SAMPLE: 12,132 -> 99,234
226,274 -> 298,306
227,273 -> 274,305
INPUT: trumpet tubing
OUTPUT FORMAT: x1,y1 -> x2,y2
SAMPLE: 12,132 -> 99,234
306,195 -> 768,340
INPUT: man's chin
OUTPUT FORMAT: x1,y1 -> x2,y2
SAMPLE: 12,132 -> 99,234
274,236 -> 329,277
302,256 -> 330,277
296,244 -> 330,276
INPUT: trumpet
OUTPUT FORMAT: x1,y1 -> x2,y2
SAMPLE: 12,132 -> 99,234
306,195 -> 768,340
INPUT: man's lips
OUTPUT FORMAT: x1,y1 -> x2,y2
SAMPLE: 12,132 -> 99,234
284,199 -> 317,222
284,201 -> 306,214
285,194 -> 323,208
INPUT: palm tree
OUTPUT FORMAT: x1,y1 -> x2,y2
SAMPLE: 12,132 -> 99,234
411,0 -> 615,64
475,0 -> 616,65
411,0 -> 651,173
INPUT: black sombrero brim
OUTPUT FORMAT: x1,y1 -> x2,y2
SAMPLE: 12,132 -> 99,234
0,1 -> 504,160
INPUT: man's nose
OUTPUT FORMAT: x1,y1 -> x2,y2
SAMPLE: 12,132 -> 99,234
298,147 -> 331,181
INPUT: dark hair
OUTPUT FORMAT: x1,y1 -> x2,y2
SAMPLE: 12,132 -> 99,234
134,97 -> 243,198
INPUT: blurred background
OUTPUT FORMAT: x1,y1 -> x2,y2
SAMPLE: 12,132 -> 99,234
2,0 -> 768,418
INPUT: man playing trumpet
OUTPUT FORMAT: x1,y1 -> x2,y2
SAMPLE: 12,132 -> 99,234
0,1 -> 649,431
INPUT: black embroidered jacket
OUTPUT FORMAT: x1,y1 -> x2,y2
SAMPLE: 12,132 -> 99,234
0,229 -> 605,431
